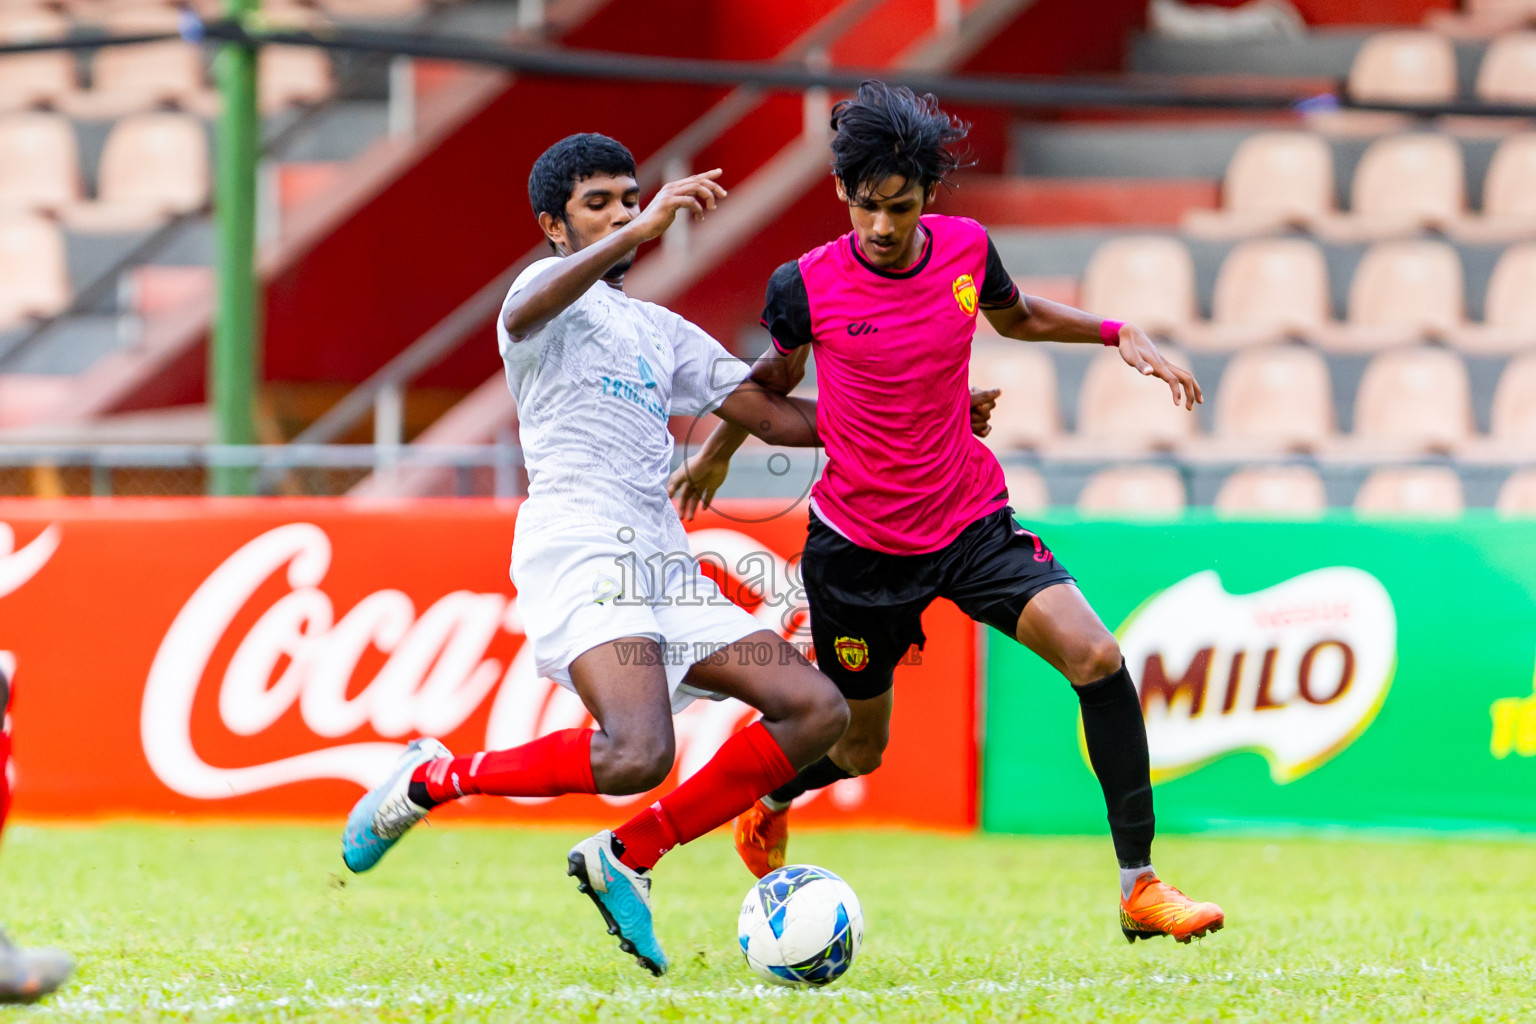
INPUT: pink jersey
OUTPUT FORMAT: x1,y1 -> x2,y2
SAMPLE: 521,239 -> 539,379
763,214 -> 1020,555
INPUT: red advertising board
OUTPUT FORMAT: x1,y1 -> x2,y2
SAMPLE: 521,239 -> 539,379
0,500 -> 976,828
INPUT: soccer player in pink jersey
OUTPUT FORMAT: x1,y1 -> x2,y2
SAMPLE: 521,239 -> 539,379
672,82 -> 1225,945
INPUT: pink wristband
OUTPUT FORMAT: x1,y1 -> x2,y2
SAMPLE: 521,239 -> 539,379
1100,319 -> 1124,346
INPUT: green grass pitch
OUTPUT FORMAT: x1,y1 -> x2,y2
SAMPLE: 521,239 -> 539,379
1,822 -> 1532,1021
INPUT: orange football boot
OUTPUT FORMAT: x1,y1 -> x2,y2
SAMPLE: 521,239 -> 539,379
733,800 -> 789,879
1119,874 -> 1225,944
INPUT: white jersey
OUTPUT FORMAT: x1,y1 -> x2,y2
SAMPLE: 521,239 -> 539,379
497,256 -> 751,548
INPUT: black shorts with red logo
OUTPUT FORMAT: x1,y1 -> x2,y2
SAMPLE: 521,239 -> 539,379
800,506 -> 1076,701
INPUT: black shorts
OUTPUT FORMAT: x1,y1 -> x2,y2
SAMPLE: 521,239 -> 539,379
801,507 -> 1075,700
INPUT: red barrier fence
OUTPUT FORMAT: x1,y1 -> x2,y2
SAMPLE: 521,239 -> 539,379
0,500 -> 976,828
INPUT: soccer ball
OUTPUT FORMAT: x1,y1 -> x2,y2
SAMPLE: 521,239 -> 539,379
737,864 -> 863,986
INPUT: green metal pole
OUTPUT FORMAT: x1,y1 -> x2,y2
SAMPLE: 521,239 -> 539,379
210,0 -> 260,495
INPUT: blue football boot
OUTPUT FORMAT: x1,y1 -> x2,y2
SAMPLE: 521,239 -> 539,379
341,738 -> 451,873
567,831 -> 668,976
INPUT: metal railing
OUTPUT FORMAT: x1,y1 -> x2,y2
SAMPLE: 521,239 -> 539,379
0,444 -> 522,498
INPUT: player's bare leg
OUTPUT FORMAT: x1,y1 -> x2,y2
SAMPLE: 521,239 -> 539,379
1014,583 -> 1224,943
0,671 -> 73,1003
736,686 -> 890,877
570,630 -> 844,975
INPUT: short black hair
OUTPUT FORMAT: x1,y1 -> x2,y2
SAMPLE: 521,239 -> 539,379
829,81 -> 970,200
527,133 -> 637,223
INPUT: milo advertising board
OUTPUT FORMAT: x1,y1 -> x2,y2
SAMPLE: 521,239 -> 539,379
983,516 -> 1536,835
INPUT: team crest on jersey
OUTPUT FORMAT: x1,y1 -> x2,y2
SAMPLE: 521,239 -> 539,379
834,636 -> 869,672
952,274 -> 978,317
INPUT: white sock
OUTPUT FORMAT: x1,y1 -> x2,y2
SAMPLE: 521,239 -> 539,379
760,795 -> 790,813
1120,863 -> 1155,900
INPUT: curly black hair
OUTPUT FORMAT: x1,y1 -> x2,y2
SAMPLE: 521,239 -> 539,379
830,81 -> 970,201
527,133 -> 637,229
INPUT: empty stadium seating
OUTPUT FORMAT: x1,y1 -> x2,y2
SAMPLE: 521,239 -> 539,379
62,111 -> 209,231
968,342 -> 1059,451
0,213 -> 68,330
1476,31 -> 1536,101
1314,133 -> 1464,241
0,9 -> 76,113
1214,466 -> 1329,516
1183,238 -> 1333,350
1071,347 -> 1199,454
1354,466 -> 1466,515
1079,236 -> 1196,337
1489,351 -> 1536,451
1496,468 -> 1536,513
1352,346 -> 1475,454
1001,465 -> 1050,512
1078,465 -> 1187,514
1182,131 -> 1335,239
1208,344 -> 1334,454
0,112 -> 80,214
1323,240 -> 1465,350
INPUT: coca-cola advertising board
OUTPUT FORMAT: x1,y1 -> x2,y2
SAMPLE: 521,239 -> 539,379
983,517 -> 1536,834
0,500 -> 977,827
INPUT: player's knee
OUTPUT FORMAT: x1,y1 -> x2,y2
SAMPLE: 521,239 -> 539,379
1072,632 -> 1123,687
806,681 -> 850,750
600,731 -> 676,795
835,732 -> 885,776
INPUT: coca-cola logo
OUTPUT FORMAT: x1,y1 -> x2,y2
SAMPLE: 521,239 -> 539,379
140,523 -> 843,808
0,521 -> 60,681
1114,568 -> 1397,783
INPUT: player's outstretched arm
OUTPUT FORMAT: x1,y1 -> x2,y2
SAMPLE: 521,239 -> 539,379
502,170 -> 728,340
983,294 -> 1203,411
668,345 -> 808,519
713,384 -> 821,449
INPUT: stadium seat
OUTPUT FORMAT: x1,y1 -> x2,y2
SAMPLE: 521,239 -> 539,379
1354,466 -> 1465,515
1452,134 -> 1536,243
1001,465 -> 1050,513
61,112 -> 209,232
0,112 -> 80,214
1348,32 -> 1460,105
1068,346 -> 1199,454
1077,465 -> 1186,515
0,10 -> 77,113
259,45 -> 334,113
1182,131 -> 1335,239
1318,240 -> 1464,351
1079,236 -> 1196,338
967,342 -> 1059,451
1351,346 -> 1475,454
1477,31 -> 1536,102
1496,468 -> 1536,513
62,12 -> 216,118
1214,466 -> 1328,516
0,213 -> 69,330
1314,133 -> 1464,242
1182,238 -> 1332,350
1488,351 -> 1536,452
1207,344 -> 1334,453
1452,242 -> 1536,351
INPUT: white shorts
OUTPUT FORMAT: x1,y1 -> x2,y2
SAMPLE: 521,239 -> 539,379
511,524 -> 766,713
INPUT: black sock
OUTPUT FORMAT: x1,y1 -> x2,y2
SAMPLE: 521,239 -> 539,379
766,755 -> 853,806
1076,661 -> 1155,868
407,781 -> 435,808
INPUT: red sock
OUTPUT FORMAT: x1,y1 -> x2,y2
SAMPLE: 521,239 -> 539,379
412,729 -> 596,803
612,722 -> 795,872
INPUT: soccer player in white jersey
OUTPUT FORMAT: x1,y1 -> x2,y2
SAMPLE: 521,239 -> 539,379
340,134 -> 856,977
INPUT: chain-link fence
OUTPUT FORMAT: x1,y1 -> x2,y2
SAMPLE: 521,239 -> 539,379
0,445 -> 523,497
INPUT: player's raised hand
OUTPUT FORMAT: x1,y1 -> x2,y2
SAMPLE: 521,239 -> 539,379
1115,324 -> 1203,411
631,169 -> 728,243
970,387 -> 1000,438
668,450 -> 731,521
